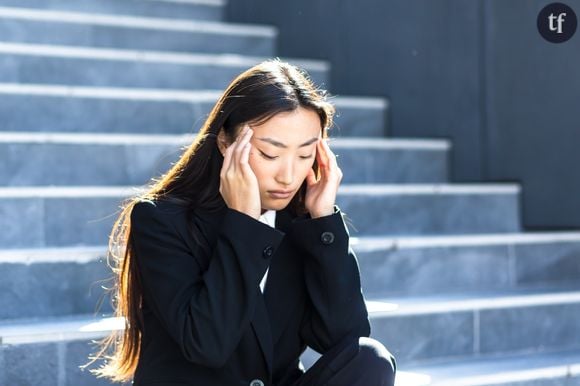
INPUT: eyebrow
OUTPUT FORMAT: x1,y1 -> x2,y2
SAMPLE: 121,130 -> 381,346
256,137 -> 319,149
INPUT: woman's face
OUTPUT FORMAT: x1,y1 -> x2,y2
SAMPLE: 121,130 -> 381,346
228,106 -> 322,214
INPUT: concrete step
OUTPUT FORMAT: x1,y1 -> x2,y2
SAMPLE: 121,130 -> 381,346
4,294 -> 580,385
396,349 -> 580,385
354,232 -> 580,297
333,96 -> 390,137
0,7 -> 275,55
0,246 -> 111,320
0,84 -> 385,137
0,0 -> 224,21
0,314 -> 126,385
367,286 -> 580,365
302,347 -> 580,385
0,184 -> 520,248
338,183 -> 521,236
0,133 -> 450,186
3,228 -> 579,320
0,42 -> 328,89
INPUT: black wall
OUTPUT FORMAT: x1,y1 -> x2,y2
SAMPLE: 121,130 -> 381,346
226,0 -> 580,229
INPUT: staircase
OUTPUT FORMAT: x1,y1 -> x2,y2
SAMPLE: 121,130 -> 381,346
1,1 -> 580,385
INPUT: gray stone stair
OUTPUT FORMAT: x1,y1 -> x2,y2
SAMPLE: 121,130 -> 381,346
0,6 -> 273,55
0,247 -> 111,320
369,286 -> 580,365
355,232 -> 580,297
0,85 -> 386,136
0,42 -> 328,89
0,133 -> 450,186
338,183 -> 520,235
0,314 -> 128,386
0,0 -> 224,21
0,184 -> 521,248
397,349 -> 580,385
3,294 -> 580,385
3,231 -> 580,320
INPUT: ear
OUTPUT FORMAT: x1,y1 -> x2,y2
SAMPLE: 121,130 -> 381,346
216,128 -> 229,156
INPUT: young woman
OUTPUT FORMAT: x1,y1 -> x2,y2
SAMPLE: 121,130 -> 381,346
87,59 -> 396,386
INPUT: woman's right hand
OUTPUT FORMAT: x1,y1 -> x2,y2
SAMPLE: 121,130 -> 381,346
219,124 -> 262,220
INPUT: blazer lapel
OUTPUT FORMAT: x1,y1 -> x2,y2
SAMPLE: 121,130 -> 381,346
251,289 -> 273,376
263,208 -> 305,343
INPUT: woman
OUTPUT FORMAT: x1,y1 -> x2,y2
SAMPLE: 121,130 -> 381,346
86,59 -> 396,385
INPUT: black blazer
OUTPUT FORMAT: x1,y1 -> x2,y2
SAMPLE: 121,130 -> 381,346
129,198 -> 370,386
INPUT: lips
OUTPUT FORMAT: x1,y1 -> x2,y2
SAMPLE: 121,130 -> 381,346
268,190 -> 294,199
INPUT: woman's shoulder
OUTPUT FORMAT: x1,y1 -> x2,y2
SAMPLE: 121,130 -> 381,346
131,197 -> 227,228
132,197 -> 188,219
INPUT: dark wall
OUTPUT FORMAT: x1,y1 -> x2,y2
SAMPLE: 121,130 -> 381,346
484,0 -> 580,228
226,0 -> 580,229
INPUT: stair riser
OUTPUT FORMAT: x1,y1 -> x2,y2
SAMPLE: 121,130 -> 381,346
0,340 -> 126,386
371,302 -> 580,365
0,93 -> 384,137
0,142 -> 448,186
0,0 -> 223,21
514,242 -> 580,287
333,103 -> 388,137
0,260 -> 112,320
0,191 -> 519,248
358,241 -> 580,297
338,192 -> 520,235
1,196 -> 121,249
0,54 -> 327,90
0,20 -> 273,55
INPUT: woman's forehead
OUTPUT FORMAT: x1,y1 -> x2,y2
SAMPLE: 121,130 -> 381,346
250,107 -> 322,138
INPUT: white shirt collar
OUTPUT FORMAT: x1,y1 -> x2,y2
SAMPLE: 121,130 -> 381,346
258,210 -> 276,228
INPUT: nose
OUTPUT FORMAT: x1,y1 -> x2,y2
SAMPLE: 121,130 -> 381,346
275,159 -> 294,186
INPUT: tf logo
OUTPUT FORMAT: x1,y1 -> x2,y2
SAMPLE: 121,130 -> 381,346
537,2 -> 577,43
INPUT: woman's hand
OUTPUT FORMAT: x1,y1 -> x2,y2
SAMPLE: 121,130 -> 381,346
219,124 -> 262,220
304,138 -> 343,218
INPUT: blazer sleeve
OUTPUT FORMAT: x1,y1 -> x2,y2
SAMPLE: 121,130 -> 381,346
288,205 -> 370,354
130,200 -> 285,367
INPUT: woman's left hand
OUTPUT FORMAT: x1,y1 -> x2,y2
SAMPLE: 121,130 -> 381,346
304,138 -> 343,218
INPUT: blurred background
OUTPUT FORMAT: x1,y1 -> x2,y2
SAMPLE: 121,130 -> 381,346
0,0 -> 579,385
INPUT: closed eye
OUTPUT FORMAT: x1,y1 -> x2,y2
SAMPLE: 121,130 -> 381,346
260,150 -> 278,160
260,151 -> 313,160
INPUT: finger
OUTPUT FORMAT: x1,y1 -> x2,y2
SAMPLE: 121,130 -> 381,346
239,141 -> 253,176
305,167 -> 317,186
221,141 -> 235,176
316,139 -> 327,168
234,126 -> 253,169
321,138 -> 337,167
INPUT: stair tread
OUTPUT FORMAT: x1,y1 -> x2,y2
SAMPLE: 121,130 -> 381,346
2,228 -> 580,264
0,183 -> 521,198
398,348 -> 580,385
0,83 -> 385,102
368,284 -> 580,317
353,230 -> 580,250
0,131 -> 447,149
0,41 -> 328,72
0,5 -> 273,36
0,313 -> 122,344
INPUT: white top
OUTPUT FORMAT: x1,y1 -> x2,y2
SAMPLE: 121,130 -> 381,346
257,209 -> 276,293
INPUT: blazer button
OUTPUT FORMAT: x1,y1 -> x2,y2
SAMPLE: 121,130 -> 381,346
250,380 -> 264,386
262,245 -> 274,258
321,231 -> 335,245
